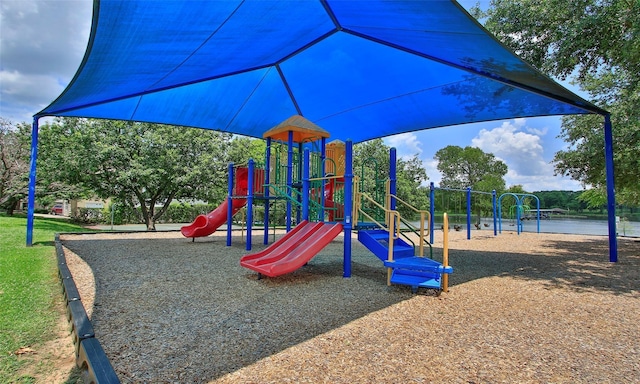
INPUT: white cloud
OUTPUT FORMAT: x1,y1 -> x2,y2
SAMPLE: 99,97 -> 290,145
384,132 -> 422,159
0,0 -> 92,122
471,119 -> 582,191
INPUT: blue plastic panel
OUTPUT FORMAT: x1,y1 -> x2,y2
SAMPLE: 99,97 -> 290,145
38,0 -> 605,143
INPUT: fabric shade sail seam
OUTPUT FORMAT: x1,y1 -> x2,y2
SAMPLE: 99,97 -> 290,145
35,63 -> 276,117
343,28 -> 607,116
313,79 -> 475,123
274,28 -> 340,66
275,64 -> 302,115
128,95 -> 145,121
224,66 -> 277,132
320,0 -> 342,31
146,0 -> 248,91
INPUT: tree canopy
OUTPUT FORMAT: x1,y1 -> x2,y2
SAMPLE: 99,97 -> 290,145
38,118 -> 233,229
1,118 -> 81,214
434,145 -> 507,192
0,118 -> 30,213
474,0 -> 640,204
354,139 -> 429,219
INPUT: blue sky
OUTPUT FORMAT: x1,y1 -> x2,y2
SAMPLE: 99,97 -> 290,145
0,0 -> 587,192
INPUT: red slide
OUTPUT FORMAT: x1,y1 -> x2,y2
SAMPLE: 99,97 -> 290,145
180,198 -> 246,238
181,167 -> 252,238
240,221 -> 343,277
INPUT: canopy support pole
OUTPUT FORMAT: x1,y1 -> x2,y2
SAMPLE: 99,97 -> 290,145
26,118 -> 40,246
604,114 -> 618,262
343,140 -> 353,278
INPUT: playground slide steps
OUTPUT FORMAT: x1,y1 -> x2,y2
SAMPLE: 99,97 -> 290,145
357,229 -> 414,262
358,229 -> 453,292
384,257 -> 453,292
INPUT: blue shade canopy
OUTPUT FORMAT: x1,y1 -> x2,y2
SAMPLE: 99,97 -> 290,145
37,0 -> 606,142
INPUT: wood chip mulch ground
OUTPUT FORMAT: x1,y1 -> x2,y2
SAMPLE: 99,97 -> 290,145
60,229 -> 640,383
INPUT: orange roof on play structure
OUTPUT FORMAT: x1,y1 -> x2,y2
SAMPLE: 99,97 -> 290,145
263,115 -> 330,143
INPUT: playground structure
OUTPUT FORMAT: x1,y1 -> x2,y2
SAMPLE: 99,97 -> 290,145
180,167 -> 257,238
426,185 -> 544,242
184,116 -> 453,293
498,193 -> 542,235
427,184 -> 498,243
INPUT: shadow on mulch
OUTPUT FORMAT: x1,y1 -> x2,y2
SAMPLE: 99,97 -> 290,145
60,234 -> 639,382
434,236 -> 640,296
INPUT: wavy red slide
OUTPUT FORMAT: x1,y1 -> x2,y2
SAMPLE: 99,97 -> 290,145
180,197 -> 246,238
240,221 -> 343,277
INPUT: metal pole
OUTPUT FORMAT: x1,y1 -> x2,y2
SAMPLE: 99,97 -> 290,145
226,163 -> 234,246
466,187 -> 471,240
320,137 -> 326,222
389,148 -> 397,211
343,140 -> 354,278
286,131 -> 293,232
263,138 -> 271,245
111,202 -> 115,230
492,190 -> 497,236
604,114 -> 618,262
302,149 -> 310,221
246,160 -> 254,251
429,182 -> 435,244
26,118 -> 39,246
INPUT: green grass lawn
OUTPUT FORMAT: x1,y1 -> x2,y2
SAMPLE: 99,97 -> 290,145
0,214 -> 93,383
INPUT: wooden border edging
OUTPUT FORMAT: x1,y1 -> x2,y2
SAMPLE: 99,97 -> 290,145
55,234 -> 120,384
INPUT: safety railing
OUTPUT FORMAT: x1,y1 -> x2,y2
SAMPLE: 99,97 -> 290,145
308,174 -> 345,221
385,188 -> 433,259
264,182 -> 323,216
354,178 -> 402,285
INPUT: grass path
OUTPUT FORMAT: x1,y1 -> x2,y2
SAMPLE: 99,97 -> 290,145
0,215 -> 92,383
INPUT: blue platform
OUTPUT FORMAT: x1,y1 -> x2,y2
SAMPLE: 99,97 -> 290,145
358,229 -> 453,293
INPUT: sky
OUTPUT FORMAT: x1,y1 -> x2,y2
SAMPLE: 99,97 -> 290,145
0,0 -> 587,192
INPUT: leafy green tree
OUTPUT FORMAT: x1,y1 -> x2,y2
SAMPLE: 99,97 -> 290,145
396,155 -> 429,218
434,145 -> 507,220
434,145 -> 507,191
353,138 -> 390,194
0,118 -> 30,214
353,139 -> 429,219
38,118 -> 233,229
228,136 -> 267,166
0,118 -> 81,214
474,0 -> 640,205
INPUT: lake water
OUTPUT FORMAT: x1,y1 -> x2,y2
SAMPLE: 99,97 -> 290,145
429,217 -> 640,237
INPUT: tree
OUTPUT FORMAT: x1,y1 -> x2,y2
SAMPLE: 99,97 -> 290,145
473,0 -> 640,204
434,145 -> 507,191
353,139 -> 430,219
396,154 -> 429,218
38,118 -> 233,230
0,119 -> 30,214
228,136 -> 267,165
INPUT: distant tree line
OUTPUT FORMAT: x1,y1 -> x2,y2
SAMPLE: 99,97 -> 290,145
3,116 -> 638,226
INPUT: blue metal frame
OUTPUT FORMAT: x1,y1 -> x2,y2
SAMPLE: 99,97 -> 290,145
286,131 -> 293,232
604,114 -> 618,262
226,163 -> 235,246
263,137 -> 271,245
26,118 -> 39,246
389,148 -> 397,211
343,140 -> 353,277
246,159 -> 254,251
429,182 -> 435,244
466,187 -> 472,240
497,193 -> 540,235
302,149 -> 310,221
